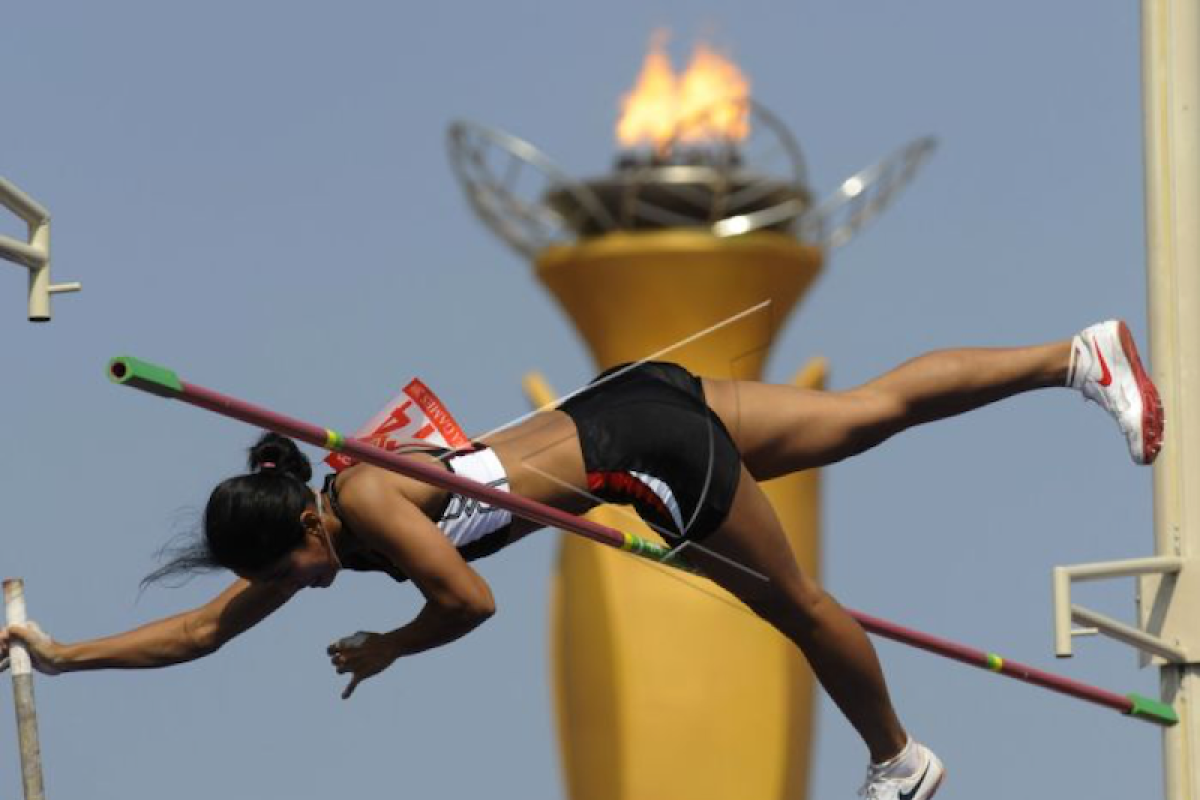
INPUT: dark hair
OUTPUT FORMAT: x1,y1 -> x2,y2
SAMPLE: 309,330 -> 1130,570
142,433 -> 315,587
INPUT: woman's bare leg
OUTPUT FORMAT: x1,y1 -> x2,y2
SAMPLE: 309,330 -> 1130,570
703,342 -> 1071,480
685,465 -> 908,762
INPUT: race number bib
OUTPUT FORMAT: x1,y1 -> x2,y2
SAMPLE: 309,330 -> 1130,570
324,379 -> 471,471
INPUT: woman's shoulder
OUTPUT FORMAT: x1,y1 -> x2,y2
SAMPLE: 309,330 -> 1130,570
330,461 -> 449,527
331,463 -> 407,503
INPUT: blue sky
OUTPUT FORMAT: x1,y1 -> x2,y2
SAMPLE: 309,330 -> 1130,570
1,3 -> 1164,799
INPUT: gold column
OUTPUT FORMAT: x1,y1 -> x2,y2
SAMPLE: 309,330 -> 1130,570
525,228 -> 827,800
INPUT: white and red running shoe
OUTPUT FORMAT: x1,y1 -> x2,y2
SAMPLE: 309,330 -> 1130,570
858,741 -> 945,800
1068,320 -> 1164,465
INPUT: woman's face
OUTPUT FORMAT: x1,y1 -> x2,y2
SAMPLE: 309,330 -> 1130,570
254,512 -> 339,591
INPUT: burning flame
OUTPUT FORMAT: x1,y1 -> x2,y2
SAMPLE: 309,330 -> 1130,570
617,31 -> 751,152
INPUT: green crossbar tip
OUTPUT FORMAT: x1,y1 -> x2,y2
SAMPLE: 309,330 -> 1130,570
1126,693 -> 1178,726
107,356 -> 184,398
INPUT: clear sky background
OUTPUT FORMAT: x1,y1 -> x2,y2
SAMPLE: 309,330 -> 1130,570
0,3 -> 1165,799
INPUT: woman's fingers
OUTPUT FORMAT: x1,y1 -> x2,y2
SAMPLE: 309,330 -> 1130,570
338,657 -> 378,695
8,621 -> 50,647
0,626 -> 14,672
0,622 -> 61,675
327,631 -> 370,655
326,631 -> 389,699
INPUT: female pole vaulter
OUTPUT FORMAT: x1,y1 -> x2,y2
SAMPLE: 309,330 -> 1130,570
1,320 -> 1161,800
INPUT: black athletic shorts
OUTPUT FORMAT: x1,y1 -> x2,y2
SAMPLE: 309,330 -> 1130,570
557,361 -> 743,543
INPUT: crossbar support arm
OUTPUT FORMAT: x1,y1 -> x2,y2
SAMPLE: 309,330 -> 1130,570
1053,556 -> 1184,659
0,177 -> 81,321
1071,604 -> 1189,664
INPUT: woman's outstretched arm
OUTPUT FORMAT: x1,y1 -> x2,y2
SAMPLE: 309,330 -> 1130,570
0,578 -> 296,672
326,468 -> 496,697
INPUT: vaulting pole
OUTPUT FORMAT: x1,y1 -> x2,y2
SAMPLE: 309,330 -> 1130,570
4,579 -> 46,800
107,355 -> 1177,727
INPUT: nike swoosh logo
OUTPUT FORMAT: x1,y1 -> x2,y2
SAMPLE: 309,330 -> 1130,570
1093,337 -> 1113,387
898,763 -> 931,800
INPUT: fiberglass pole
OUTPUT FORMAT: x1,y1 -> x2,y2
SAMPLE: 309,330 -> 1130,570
4,579 -> 46,800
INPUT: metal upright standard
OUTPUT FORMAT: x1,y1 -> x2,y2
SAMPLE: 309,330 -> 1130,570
108,355 -> 1178,728
4,579 -> 46,800
1143,1 -> 1200,797
1049,3 -> 1200,798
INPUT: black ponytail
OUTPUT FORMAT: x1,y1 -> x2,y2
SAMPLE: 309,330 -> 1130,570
142,433 -> 316,587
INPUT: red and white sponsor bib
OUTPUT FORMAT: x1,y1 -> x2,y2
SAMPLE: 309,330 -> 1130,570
324,379 -> 471,472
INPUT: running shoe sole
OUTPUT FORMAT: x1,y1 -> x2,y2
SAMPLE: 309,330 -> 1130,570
1116,320 -> 1164,464
923,769 -> 946,799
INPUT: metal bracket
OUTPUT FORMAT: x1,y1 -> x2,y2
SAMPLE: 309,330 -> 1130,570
0,177 -> 80,321
1052,555 -> 1188,662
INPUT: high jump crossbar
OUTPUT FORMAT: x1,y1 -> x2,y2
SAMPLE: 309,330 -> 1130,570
107,355 -> 1178,728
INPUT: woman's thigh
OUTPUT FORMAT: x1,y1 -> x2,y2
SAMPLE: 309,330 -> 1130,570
682,464 -> 822,615
701,378 -> 902,481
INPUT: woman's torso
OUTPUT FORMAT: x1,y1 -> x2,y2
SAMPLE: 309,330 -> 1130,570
328,361 -> 743,577
328,409 -> 589,579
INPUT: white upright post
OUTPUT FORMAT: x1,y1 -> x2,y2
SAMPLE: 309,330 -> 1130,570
3,579 -> 45,800
1142,1 -> 1200,798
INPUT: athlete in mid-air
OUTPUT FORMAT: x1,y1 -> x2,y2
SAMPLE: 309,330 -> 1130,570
1,320 -> 1162,800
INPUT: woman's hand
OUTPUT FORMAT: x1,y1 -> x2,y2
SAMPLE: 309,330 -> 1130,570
327,631 -> 399,699
0,622 -> 66,675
